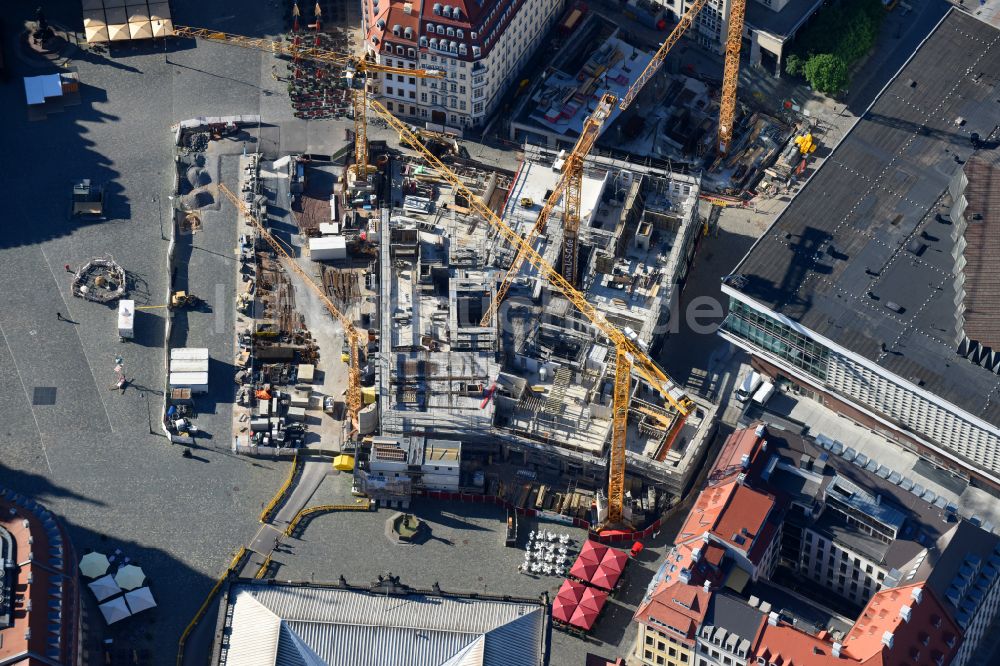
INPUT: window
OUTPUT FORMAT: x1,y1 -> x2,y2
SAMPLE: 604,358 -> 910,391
645,650 -> 653,660
660,642 -> 667,652
386,102 -> 393,111
386,87 -> 393,94
646,636 -> 654,646
409,91 -> 415,99
408,48 -> 415,58
437,25 -> 444,35
656,657 -> 664,666
410,106 -> 416,114
396,46 -> 404,55
419,36 -> 428,47
473,101 -> 482,113
409,77 -> 416,84
420,92 -> 427,102
460,85 -> 466,94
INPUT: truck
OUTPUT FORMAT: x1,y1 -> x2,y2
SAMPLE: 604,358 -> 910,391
752,380 -> 775,406
735,370 -> 762,403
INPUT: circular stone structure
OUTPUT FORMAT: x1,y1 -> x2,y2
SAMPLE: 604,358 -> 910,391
387,513 -> 426,544
72,257 -> 126,303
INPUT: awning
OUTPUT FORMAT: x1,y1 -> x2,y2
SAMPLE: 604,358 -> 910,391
79,552 -> 111,578
23,74 -> 63,106
88,574 -> 122,601
99,596 -> 132,625
552,579 -> 586,624
568,557 -> 600,583
576,539 -> 609,566
150,18 -> 173,37
114,564 -> 146,590
568,587 -> 607,631
124,586 -> 157,613
108,23 -> 131,41
589,546 -> 628,590
333,454 -> 355,471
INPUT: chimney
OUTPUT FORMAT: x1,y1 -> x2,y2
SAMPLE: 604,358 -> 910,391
768,611 -> 780,627
692,547 -> 702,562
679,568 -> 691,584
832,642 -> 843,658
703,580 -> 712,593
741,453 -> 750,469
899,604 -> 912,623
755,424 -> 766,438
882,631 -> 894,649
911,587 -> 923,604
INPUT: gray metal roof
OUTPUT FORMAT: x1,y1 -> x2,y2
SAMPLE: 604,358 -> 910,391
703,591 -> 765,642
731,9 -> 1000,428
219,582 -> 546,666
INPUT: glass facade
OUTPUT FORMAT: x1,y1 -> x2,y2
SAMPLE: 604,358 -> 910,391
722,299 -> 830,381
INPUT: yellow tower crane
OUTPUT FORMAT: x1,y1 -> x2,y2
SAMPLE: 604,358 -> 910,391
717,0 -> 747,154
480,93 -> 616,326
370,99 -> 693,526
483,0 -> 713,325
171,26 -> 445,175
217,183 -> 364,430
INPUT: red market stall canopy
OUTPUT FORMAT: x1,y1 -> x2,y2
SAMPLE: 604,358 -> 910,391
590,546 -> 630,590
552,579 -> 587,624
568,586 -> 608,631
570,540 -> 629,590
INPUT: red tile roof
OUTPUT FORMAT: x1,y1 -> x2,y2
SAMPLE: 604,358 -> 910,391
676,478 -> 776,562
753,620 -> 846,666
843,584 -> 961,666
0,494 -> 78,666
636,581 -> 712,647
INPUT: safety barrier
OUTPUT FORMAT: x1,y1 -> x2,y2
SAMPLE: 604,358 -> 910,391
254,552 -> 272,580
259,454 -> 301,523
176,545 -> 248,666
284,500 -> 373,537
419,490 -> 665,544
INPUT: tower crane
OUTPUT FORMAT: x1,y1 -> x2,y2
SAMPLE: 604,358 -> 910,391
482,0 -> 712,325
480,93 -> 616,326
369,99 -> 693,526
717,0 -> 747,155
171,26 -> 445,175
217,183 -> 364,431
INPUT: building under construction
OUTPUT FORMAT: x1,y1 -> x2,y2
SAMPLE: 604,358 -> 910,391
374,148 -> 717,522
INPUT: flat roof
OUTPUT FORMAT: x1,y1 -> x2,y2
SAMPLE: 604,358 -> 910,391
729,10 -> 1000,428
745,0 -> 825,39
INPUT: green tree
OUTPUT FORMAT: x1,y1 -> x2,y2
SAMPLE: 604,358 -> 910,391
785,54 -> 804,77
803,54 -> 849,94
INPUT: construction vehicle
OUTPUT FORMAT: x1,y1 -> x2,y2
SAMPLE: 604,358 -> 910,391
370,100 -> 693,528
171,26 -> 445,177
218,183 -> 364,432
170,291 -> 204,310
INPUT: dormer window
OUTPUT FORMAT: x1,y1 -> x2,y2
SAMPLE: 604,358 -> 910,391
396,45 -> 404,55
408,47 -> 416,58
472,46 -> 481,57
459,44 -> 467,55
454,7 -> 461,19
446,27 -> 455,36
433,2 -> 441,15
419,36 -> 428,46
437,25 -> 444,35
442,5 -> 452,18
430,38 -> 438,49
392,24 -> 401,36
377,19 -> 386,29
471,31 -> 477,39
456,29 -> 463,39
427,22 -> 434,31
450,41 -> 458,53
384,43 -> 392,53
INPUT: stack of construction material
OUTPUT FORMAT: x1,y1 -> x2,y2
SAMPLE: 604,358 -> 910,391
81,0 -> 173,44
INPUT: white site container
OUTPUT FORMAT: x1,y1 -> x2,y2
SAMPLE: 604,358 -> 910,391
170,359 -> 209,373
308,236 -> 347,260
170,347 -> 209,361
117,299 -> 134,341
169,372 -> 209,394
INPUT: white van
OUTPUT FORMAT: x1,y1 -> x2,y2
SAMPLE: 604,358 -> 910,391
752,381 -> 776,406
735,370 -> 762,403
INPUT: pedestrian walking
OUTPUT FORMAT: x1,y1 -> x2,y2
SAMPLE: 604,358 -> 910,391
56,312 -> 64,321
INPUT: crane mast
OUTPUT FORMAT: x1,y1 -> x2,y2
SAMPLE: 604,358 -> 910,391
717,0 -> 747,154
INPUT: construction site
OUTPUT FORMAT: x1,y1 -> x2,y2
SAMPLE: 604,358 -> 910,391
371,126 -> 718,529
509,5 -> 812,198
